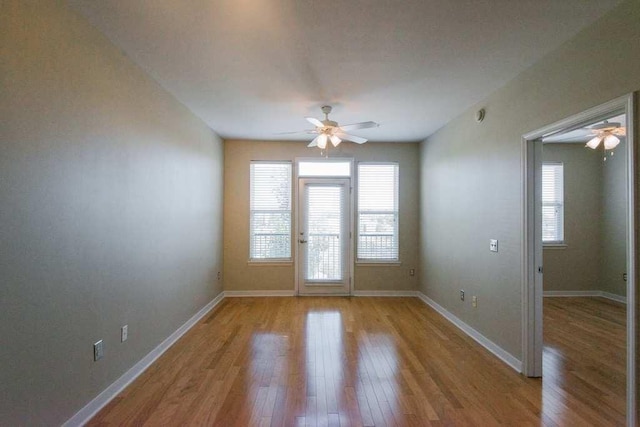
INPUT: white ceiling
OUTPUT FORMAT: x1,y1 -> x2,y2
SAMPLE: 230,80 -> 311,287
69,0 -> 623,142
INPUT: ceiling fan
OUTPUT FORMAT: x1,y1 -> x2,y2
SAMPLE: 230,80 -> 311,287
585,120 -> 625,150
280,105 -> 379,149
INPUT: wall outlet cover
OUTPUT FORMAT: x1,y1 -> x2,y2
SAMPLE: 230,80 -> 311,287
490,239 -> 498,252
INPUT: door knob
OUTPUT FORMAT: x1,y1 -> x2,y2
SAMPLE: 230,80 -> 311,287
299,239 -> 308,244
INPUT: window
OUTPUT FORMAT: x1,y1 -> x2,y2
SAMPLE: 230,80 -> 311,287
357,163 -> 399,261
542,162 -> 564,243
250,162 -> 292,260
298,160 -> 351,177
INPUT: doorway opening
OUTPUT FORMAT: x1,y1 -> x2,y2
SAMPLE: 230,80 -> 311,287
522,94 -> 637,426
295,159 -> 354,295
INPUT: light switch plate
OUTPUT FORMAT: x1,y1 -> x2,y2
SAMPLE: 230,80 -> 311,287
121,325 -> 128,342
94,340 -> 104,361
490,239 -> 498,252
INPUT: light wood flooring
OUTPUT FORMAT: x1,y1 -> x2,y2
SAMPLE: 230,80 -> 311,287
542,297 -> 626,426
88,296 -> 626,426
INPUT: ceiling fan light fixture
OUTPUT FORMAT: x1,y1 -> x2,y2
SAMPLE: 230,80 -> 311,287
586,135 -> 601,149
317,133 -> 328,149
603,134 -> 620,150
283,106 -> 378,152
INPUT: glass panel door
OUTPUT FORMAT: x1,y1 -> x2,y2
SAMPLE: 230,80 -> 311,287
298,178 -> 350,295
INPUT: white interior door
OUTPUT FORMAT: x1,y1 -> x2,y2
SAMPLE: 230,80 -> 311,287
298,178 -> 351,295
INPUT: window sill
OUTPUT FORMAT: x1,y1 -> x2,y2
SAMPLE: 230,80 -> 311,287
356,261 -> 402,266
247,260 -> 293,266
543,243 -> 567,250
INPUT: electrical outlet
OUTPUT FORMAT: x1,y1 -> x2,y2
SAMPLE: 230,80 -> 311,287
94,340 -> 104,361
490,239 -> 498,252
460,290 -> 465,301
623,273 -> 627,282
217,271 -> 221,280
121,325 -> 128,342
409,269 -> 415,277
472,296 -> 478,308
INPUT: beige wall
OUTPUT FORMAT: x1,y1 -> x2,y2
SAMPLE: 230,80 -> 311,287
542,144 -> 603,292
542,141 -> 628,297
419,0 -> 639,359
224,140 -> 420,292
0,2 -> 224,425
601,137 -> 628,297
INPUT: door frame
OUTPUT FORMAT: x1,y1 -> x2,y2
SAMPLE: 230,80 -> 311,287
294,158 -> 355,296
521,93 -> 637,425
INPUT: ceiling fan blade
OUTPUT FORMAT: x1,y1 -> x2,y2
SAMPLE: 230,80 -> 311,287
585,135 -> 602,149
337,132 -> 367,144
308,135 -> 320,147
339,121 -> 379,131
306,117 -> 324,128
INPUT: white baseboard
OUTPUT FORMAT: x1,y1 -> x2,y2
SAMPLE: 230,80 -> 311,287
63,291 -> 225,427
353,290 -> 417,297
224,290 -> 295,297
226,290 -> 418,297
543,290 -> 627,304
601,291 -> 627,304
416,292 -> 522,373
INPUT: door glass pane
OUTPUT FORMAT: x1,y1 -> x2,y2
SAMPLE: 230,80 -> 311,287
306,185 -> 343,281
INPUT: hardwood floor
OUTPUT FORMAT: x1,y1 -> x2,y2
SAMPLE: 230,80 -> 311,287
543,297 -> 626,426
87,296 -> 626,426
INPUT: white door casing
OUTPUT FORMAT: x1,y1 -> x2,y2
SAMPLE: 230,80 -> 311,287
297,178 -> 351,295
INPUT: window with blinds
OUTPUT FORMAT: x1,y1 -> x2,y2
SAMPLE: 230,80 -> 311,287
357,163 -> 399,261
305,184 -> 344,281
250,162 -> 292,260
542,162 -> 564,243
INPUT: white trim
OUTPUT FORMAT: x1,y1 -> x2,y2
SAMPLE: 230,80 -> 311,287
416,292 -> 522,373
356,261 -> 403,266
63,292 -> 225,427
542,243 -> 567,250
602,292 -> 628,304
224,290 -> 295,297
543,290 -> 627,303
246,260 -> 294,266
353,290 -> 416,297
543,290 -> 601,297
521,136 -> 544,377
624,92 -> 637,427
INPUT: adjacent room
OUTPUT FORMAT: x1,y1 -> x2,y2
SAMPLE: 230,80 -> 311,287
1,1 -> 639,426
541,113 -> 629,425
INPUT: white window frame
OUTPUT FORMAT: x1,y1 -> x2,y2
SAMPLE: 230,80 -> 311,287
249,161 -> 292,262
357,162 -> 400,263
541,161 -> 564,244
